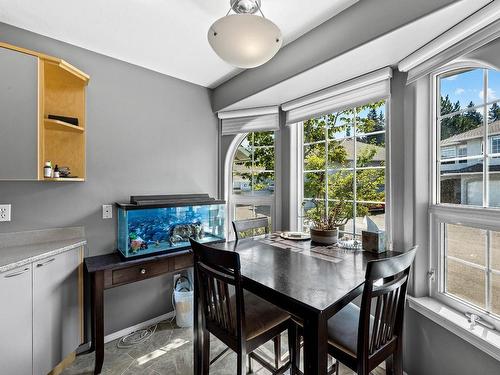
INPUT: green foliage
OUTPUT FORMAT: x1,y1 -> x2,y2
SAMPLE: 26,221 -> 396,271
490,102 -> 500,122
237,132 -> 275,192
303,102 -> 386,229
440,95 -> 483,140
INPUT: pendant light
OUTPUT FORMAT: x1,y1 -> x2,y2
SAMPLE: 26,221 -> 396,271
208,0 -> 282,69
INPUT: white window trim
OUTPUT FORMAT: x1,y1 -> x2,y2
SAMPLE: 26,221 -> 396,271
429,62 -> 500,332
224,132 -> 281,240
296,97 -> 392,245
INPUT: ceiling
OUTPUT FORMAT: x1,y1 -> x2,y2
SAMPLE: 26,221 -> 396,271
0,0 -> 358,88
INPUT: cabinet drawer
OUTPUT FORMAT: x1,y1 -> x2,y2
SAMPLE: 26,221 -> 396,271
173,253 -> 193,270
112,259 -> 171,286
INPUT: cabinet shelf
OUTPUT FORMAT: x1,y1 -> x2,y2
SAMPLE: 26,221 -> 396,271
43,177 -> 85,182
44,119 -> 84,133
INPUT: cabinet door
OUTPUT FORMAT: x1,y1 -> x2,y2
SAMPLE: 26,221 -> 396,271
0,47 -> 38,180
0,264 -> 33,375
33,249 -> 81,375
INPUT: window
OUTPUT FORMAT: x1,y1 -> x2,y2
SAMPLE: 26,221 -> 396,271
441,146 -> 456,165
492,136 -> 500,156
230,131 -> 275,235
437,68 -> 500,208
301,100 -> 386,238
458,145 -> 467,164
431,66 -> 500,330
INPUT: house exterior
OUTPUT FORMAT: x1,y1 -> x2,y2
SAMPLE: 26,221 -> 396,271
440,120 -> 500,206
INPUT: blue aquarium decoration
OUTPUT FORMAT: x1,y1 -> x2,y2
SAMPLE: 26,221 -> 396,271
116,194 -> 225,258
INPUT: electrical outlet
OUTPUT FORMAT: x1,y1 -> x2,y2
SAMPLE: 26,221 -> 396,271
102,205 -> 113,219
0,204 -> 11,222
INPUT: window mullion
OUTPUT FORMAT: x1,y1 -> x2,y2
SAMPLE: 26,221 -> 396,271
353,109 -> 358,237
324,121 -> 329,218
486,229 -> 492,313
483,69 -> 489,208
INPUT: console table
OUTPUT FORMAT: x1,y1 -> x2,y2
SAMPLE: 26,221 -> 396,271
85,250 -> 193,374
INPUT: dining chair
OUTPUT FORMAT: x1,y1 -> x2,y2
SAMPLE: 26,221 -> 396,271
232,217 -> 269,240
325,246 -> 418,375
190,239 -> 293,375
289,247 -> 418,375
232,217 -> 286,369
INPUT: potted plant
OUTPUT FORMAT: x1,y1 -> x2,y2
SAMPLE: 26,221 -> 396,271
304,198 -> 351,245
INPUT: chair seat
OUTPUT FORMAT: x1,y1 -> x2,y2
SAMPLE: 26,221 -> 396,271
327,303 -> 373,356
231,291 -> 289,341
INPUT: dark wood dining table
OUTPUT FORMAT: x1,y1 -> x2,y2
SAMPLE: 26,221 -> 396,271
194,233 -> 400,375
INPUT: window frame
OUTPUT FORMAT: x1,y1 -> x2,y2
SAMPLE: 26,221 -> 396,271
297,97 -> 392,245
430,61 -> 500,330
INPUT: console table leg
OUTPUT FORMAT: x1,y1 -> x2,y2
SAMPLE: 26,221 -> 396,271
92,271 -> 104,375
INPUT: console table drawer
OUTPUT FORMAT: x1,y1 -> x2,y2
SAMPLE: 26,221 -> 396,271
112,259 -> 171,286
173,254 -> 193,271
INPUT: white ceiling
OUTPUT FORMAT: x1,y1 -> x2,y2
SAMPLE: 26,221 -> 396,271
0,0 -> 358,88
220,0 -> 492,111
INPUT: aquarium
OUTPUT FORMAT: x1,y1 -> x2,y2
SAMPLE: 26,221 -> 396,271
117,194 -> 226,258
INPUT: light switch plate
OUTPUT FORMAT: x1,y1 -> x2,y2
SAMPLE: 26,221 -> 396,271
0,204 -> 11,222
102,204 -> 113,219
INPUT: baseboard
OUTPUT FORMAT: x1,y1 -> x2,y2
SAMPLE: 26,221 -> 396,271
104,311 -> 175,343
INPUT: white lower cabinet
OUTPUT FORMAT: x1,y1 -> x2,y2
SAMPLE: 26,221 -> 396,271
0,264 -> 33,375
0,247 -> 82,375
33,249 -> 81,375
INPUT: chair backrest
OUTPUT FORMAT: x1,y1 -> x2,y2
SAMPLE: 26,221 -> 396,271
232,217 -> 269,240
357,246 -> 418,370
190,239 -> 246,348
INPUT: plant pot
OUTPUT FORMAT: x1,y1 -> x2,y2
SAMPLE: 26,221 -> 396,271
310,227 -> 339,245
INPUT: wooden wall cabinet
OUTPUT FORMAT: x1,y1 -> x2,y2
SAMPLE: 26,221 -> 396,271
0,247 -> 84,375
0,42 -> 89,181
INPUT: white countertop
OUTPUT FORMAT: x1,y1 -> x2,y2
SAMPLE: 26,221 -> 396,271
0,227 -> 86,273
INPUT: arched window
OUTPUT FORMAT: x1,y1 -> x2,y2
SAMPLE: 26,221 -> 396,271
229,131 -> 276,236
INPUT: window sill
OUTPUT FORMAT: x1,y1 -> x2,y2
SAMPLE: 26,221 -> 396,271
407,296 -> 500,362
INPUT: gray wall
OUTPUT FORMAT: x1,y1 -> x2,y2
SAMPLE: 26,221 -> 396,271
404,309 -> 500,375
0,22 -> 218,335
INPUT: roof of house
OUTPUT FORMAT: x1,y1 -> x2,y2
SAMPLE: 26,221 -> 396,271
441,120 -> 500,146
341,138 -> 385,162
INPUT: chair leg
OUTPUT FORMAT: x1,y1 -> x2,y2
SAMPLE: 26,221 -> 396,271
273,334 -> 282,369
202,328 -> 210,375
237,352 -> 246,375
248,355 -> 253,374
393,341 -> 404,375
288,324 -> 300,375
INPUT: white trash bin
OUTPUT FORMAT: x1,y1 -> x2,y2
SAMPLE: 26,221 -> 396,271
173,276 -> 193,328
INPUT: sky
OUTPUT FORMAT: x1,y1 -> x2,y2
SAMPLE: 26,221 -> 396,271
441,68 -> 500,112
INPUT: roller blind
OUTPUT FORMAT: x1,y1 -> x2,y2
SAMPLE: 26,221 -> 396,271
398,3 -> 500,84
218,106 -> 279,135
281,67 -> 392,125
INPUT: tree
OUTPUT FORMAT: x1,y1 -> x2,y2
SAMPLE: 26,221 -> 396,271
490,102 -> 500,122
440,96 -> 483,140
303,101 -> 386,229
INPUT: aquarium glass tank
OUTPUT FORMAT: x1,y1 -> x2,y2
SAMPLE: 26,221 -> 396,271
117,194 -> 226,258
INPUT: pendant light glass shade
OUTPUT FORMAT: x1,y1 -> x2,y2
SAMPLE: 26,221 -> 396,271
208,14 -> 282,69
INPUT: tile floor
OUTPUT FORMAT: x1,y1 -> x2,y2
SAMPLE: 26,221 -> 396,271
62,320 -> 386,375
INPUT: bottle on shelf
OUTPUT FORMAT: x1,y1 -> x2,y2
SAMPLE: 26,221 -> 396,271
44,161 -> 53,178
53,164 -> 60,178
